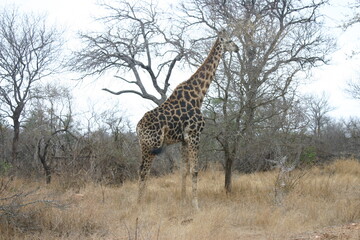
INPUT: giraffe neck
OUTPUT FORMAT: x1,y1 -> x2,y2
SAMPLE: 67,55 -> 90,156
189,38 -> 223,102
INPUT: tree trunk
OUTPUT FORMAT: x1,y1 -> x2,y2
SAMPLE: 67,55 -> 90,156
224,148 -> 233,194
38,139 -> 52,184
44,162 -> 52,184
41,154 -> 52,184
222,131 -> 235,193
11,118 -> 20,164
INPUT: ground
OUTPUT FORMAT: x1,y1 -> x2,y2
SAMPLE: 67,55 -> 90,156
0,158 -> 359,239
293,222 -> 360,240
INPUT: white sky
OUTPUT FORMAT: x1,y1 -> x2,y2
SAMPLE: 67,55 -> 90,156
306,0 -> 360,119
1,0 -> 360,130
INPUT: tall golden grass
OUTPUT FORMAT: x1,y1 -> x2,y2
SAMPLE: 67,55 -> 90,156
1,158 -> 359,239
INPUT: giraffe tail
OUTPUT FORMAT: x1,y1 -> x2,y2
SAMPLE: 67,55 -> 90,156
151,147 -> 163,155
151,125 -> 168,155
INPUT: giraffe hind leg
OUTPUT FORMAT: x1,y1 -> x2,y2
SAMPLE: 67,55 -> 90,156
138,126 -> 168,203
138,152 -> 155,203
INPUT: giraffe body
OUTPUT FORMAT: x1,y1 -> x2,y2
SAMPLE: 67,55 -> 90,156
136,31 -> 238,208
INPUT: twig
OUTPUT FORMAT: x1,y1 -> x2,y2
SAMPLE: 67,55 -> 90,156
135,217 -> 139,240
156,223 -> 161,240
0,187 -> 68,218
123,221 -> 132,240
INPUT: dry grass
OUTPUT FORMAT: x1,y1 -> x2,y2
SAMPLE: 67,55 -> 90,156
1,158 -> 359,240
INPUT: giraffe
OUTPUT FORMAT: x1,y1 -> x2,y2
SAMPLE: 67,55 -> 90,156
136,30 -> 239,209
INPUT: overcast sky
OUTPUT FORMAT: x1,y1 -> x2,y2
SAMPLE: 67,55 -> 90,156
1,0 -> 360,129
307,0 -> 360,119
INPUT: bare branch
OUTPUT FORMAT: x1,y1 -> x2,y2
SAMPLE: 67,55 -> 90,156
102,88 -> 162,105
70,0 -> 187,106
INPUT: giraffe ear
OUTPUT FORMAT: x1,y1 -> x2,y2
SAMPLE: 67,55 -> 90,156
218,29 -> 227,37
218,29 -> 230,41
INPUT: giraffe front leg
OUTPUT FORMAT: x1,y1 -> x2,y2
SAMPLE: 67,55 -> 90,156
181,142 -> 190,202
188,142 -> 200,210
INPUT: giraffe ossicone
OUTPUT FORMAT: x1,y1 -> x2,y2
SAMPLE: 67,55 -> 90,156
136,30 -> 239,209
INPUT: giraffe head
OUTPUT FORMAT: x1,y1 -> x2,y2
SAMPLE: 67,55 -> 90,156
218,29 -> 239,53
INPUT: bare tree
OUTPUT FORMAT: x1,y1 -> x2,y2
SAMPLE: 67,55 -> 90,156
343,0 -> 360,96
305,93 -> 334,138
70,0 -> 189,106
28,84 -> 74,183
346,76 -> 360,100
342,0 -> 360,29
0,8 -> 62,164
343,117 -> 360,155
183,0 -> 334,192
